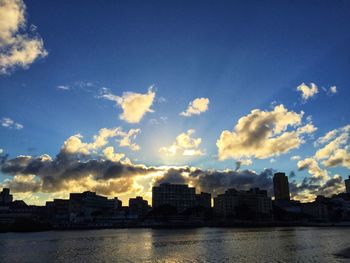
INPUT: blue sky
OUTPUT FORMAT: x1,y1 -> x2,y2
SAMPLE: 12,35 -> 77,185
0,0 -> 349,204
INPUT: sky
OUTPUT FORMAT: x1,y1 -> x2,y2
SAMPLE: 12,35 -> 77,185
0,0 -> 349,205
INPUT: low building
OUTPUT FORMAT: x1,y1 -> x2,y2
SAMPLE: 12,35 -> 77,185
214,188 -> 272,220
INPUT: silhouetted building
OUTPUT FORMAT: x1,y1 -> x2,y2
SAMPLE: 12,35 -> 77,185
0,188 -> 13,205
214,188 -> 272,219
46,199 -> 69,223
106,197 -> 122,210
272,199 -> 302,221
0,199 -> 45,227
301,196 -> 329,220
345,176 -> 350,194
129,196 -> 150,218
69,191 -> 114,222
195,192 -> 211,208
152,183 -> 196,212
273,172 -> 290,201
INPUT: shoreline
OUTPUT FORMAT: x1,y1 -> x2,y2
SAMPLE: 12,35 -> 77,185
1,221 -> 350,233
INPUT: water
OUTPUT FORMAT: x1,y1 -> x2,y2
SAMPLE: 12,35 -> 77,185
0,227 -> 349,262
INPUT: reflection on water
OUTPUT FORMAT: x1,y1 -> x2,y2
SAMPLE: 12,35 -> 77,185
0,227 -> 349,262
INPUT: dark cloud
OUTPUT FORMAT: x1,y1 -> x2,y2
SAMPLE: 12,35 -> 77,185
2,176 -> 41,193
289,175 -> 344,199
196,169 -> 274,196
154,168 -> 275,196
1,155 -> 34,174
0,150 -> 158,194
156,168 -> 187,185
156,167 -> 345,200
316,176 -> 344,196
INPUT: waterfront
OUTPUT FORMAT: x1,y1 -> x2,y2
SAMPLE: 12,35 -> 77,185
0,227 -> 349,262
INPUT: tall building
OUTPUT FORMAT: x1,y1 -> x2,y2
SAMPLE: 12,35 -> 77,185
152,183 -> 196,212
195,192 -> 211,208
213,188 -> 272,219
0,188 -> 13,204
273,172 -> 290,201
345,176 -> 350,194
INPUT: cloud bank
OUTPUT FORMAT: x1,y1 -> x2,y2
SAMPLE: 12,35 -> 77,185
0,128 -> 155,197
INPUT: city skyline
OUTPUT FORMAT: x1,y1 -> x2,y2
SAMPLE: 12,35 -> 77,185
1,0 -> 350,206
1,172 -> 349,207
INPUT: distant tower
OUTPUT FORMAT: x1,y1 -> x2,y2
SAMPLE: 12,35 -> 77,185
0,188 -> 13,204
345,176 -> 350,194
273,172 -> 290,201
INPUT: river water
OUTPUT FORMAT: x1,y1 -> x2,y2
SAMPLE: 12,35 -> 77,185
0,227 -> 349,262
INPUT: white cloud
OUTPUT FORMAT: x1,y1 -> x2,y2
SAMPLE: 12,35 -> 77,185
322,149 -> 350,168
1,117 -> 23,129
239,159 -> 253,166
314,125 -> 350,169
314,132 -> 348,160
160,129 -> 204,157
298,124 -> 350,181
57,85 -> 70,91
290,155 -> 301,161
329,86 -> 337,94
180,97 -> 209,117
216,104 -> 316,160
56,81 -> 96,92
61,133 -> 90,155
148,116 -> 167,125
314,129 -> 338,146
100,87 -> 156,123
157,97 -> 166,103
118,128 -> 141,151
103,146 -> 125,162
62,127 -> 141,155
0,0 -> 47,74
297,157 -> 328,181
297,83 -> 318,101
